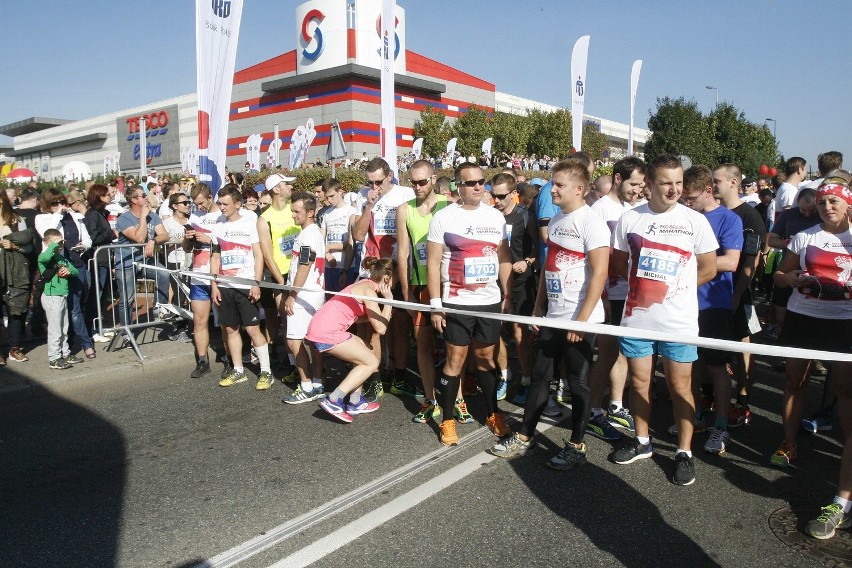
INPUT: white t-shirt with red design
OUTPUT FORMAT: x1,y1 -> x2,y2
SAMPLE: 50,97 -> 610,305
544,206 -> 610,321
427,202 -> 506,306
288,223 -> 327,307
613,203 -> 718,335
787,224 -> 852,319
321,204 -> 357,264
591,195 -> 635,301
211,214 -> 259,290
188,210 -> 223,286
364,184 -> 415,260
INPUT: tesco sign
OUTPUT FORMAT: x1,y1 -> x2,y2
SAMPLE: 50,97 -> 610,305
116,104 -> 181,171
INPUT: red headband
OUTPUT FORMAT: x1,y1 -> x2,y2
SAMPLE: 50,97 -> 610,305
816,182 -> 852,206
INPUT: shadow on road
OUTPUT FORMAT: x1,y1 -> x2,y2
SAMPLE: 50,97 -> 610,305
0,365 -> 126,567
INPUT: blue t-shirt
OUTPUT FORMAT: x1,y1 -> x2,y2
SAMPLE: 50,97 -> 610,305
534,181 -> 557,260
115,210 -> 163,267
699,206 -> 743,310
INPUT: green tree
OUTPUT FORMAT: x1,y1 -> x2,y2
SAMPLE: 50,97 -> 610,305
490,111 -> 530,156
527,108 -> 573,158
412,105 -> 453,158
708,103 -> 778,176
452,105 -> 492,158
645,97 -> 719,166
581,122 -> 608,162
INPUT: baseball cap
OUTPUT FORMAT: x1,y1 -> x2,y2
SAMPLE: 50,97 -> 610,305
530,178 -> 547,187
265,173 -> 296,190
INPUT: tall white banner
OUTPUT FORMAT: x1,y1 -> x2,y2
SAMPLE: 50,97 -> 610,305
103,155 -> 112,177
446,137 -> 458,157
246,133 -> 262,171
412,137 -> 423,159
303,118 -> 318,164
481,137 -> 493,159
139,115 -> 147,177
628,59 -> 643,157
380,0 -> 398,177
196,0 -> 244,194
571,35 -> 590,153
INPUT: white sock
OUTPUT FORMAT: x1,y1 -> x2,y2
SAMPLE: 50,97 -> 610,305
677,449 -> 693,458
521,376 -> 531,387
834,496 -> 852,514
637,436 -> 651,445
609,401 -> 623,413
233,366 -> 244,374
300,380 -> 312,392
255,343 -> 271,373
312,378 -> 323,389
499,369 -> 508,380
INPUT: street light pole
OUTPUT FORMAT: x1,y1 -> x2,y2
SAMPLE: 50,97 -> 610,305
765,118 -> 777,138
705,85 -> 719,108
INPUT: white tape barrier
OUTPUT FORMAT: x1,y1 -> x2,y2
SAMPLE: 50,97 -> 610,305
135,263 -> 852,363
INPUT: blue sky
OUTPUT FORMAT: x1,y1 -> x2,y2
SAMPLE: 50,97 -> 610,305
3,0 -> 850,171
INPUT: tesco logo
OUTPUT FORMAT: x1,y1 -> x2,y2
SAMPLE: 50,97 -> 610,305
126,111 -> 170,141
301,9 -> 325,61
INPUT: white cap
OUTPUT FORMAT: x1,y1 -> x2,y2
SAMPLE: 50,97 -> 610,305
265,173 -> 296,190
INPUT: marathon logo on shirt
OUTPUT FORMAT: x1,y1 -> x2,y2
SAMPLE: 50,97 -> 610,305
552,226 -> 581,240
462,225 -> 502,238
650,223 -> 694,237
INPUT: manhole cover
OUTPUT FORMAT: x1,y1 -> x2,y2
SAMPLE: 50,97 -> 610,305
769,506 -> 852,566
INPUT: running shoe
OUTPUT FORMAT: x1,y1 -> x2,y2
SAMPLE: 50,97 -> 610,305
282,385 -> 325,404
703,427 -> 729,455
219,363 -> 233,380
728,404 -> 751,428
801,412 -> 833,434
413,400 -> 441,423
280,368 -> 298,385
667,417 -> 707,437
607,407 -> 636,431
542,396 -> 563,417
489,432 -> 536,458
347,396 -> 381,414
363,380 -> 384,402
439,420 -> 459,446
191,360 -> 210,379
390,376 -> 424,398
586,413 -> 624,441
672,451 -> 696,486
806,503 -> 851,540
462,373 -> 479,397
219,369 -> 248,387
496,377 -> 508,401
255,371 -> 275,391
611,437 -> 653,465
454,399 -> 474,423
513,385 -> 529,405
547,441 -> 587,471
769,442 -> 797,468
65,354 -> 84,365
8,347 -> 28,363
320,398 -> 354,423
49,358 -> 72,370
485,412 -> 511,437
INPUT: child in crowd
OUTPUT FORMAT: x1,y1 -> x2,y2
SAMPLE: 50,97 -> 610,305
38,228 -> 79,370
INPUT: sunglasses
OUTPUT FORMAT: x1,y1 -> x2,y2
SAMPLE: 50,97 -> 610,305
492,193 -> 511,200
367,174 -> 389,187
410,178 -> 431,187
174,201 -> 191,206
460,179 -> 486,188
50,200 -> 65,206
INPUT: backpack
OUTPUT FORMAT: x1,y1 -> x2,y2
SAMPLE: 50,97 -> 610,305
35,264 -> 59,294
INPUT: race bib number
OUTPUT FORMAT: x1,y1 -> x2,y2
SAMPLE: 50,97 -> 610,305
464,256 -> 498,284
327,232 -> 344,244
279,234 -> 296,255
221,253 -> 244,271
544,270 -> 563,300
636,247 -> 680,283
374,217 -> 396,236
415,242 -> 427,265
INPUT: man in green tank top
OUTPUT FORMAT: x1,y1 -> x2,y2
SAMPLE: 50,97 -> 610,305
396,160 -> 450,423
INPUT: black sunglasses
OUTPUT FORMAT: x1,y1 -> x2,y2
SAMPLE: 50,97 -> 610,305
492,193 -> 511,200
410,178 -> 431,187
460,179 -> 486,188
174,201 -> 191,206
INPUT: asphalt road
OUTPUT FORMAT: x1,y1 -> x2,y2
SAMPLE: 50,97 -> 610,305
0,351 -> 845,568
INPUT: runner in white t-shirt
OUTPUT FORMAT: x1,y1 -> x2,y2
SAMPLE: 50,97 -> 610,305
319,178 -> 356,292
609,155 -> 718,487
490,161 -> 609,469
427,163 -> 512,447
283,193 -> 328,405
587,157 -> 647,440
209,184 -> 272,390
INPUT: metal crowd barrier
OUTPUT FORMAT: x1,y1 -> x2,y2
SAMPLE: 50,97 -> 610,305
91,241 -> 192,362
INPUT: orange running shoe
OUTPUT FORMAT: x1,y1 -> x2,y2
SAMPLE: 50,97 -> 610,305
439,420 -> 459,446
485,412 -> 511,437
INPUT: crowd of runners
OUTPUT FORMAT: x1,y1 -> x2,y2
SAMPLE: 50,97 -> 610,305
1,150 -> 850,541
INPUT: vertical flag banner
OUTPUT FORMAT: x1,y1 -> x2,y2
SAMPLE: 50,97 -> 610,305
290,125 -> 308,170
481,137 -> 493,159
446,137 -> 458,158
196,0 -> 244,195
273,123 -> 280,167
246,133 -> 262,171
303,118 -> 318,164
628,59 -> 643,157
571,35 -> 590,153
103,155 -> 112,177
412,137 -> 423,159
139,115 -> 147,178
380,0 -> 397,177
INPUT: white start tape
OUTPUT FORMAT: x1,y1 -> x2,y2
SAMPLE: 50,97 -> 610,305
137,263 -> 852,363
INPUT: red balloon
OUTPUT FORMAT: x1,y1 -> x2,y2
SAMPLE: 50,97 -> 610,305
768,167 -> 777,177
759,164 -> 769,175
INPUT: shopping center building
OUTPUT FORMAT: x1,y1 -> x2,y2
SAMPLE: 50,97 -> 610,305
0,0 -> 648,180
